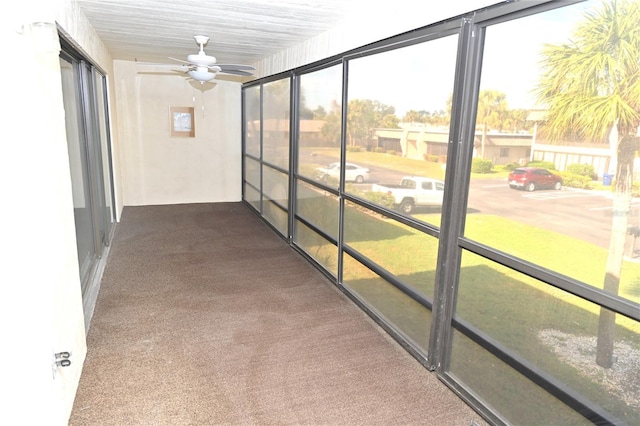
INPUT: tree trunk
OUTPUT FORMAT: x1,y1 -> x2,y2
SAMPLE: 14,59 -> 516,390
481,122 -> 487,159
595,135 -> 638,368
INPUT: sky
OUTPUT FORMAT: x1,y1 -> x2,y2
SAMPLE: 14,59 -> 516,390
302,0 -> 596,117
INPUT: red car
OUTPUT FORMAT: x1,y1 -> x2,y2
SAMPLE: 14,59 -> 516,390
508,167 -> 563,191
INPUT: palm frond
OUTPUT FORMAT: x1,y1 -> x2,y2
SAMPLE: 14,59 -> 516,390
534,0 -> 640,143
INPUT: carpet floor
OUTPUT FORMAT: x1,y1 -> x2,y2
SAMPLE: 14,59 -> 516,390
69,202 -> 487,425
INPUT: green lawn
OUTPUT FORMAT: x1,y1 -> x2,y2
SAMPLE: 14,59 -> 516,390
305,147 -> 447,179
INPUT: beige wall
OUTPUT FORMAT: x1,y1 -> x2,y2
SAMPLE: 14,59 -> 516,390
113,61 -> 242,206
2,1 -> 101,425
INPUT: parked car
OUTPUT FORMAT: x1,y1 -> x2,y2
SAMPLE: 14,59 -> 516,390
508,167 -> 562,191
371,176 -> 445,213
316,162 -> 370,183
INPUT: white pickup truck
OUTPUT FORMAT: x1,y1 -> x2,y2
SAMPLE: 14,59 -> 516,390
371,176 -> 445,214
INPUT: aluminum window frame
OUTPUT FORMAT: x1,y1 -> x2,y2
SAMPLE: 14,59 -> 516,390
240,2 -> 639,424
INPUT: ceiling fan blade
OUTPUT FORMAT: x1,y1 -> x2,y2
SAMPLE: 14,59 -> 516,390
137,63 -> 191,72
137,70 -> 186,76
169,57 -> 196,66
218,69 -> 255,76
217,64 -> 256,71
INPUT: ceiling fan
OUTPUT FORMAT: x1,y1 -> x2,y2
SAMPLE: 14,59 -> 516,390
142,35 -> 255,83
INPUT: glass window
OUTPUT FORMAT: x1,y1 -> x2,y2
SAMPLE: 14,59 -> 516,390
263,165 -> 288,209
263,79 -> 290,169
262,165 -> 288,235
346,34 -> 459,227
466,0 -> 640,305
296,180 -> 339,239
456,2 -> 640,422
263,199 -> 288,236
297,65 -> 343,187
243,2 -> 640,423
344,201 -> 438,299
245,157 -> 260,189
453,250 -> 640,424
244,85 -> 261,158
342,253 -> 431,352
295,220 -> 338,276
244,183 -> 260,212
450,330 -> 591,425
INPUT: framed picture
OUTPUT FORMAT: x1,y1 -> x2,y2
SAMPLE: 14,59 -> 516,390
170,107 -> 195,137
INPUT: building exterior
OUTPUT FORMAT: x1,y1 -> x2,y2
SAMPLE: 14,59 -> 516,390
375,127 -> 533,165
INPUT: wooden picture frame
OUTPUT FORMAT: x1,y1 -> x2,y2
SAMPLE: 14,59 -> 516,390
170,107 -> 195,137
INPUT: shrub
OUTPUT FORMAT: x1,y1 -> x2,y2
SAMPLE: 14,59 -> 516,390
559,172 -> 593,190
362,191 -> 396,209
346,145 -> 362,152
566,164 -> 598,180
386,150 -> 397,155
503,162 -> 521,171
374,147 -> 386,153
526,161 -> 556,170
608,180 -> 640,197
471,158 -> 493,174
423,154 -> 440,162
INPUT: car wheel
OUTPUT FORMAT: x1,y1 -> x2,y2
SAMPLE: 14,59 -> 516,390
398,199 -> 414,214
526,182 -> 536,192
355,175 -> 364,183
554,181 -> 562,190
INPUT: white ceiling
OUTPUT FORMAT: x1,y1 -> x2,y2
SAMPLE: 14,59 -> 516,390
75,0 -> 366,70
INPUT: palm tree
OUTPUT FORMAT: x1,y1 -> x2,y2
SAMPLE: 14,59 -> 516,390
476,90 -> 508,158
535,0 -> 640,368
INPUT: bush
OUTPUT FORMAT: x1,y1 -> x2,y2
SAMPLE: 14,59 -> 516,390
386,150 -> 397,155
608,180 -> 640,197
346,146 -> 362,152
471,158 -> 493,174
526,161 -> 556,170
362,191 -> 396,209
503,162 -> 521,171
423,154 -> 440,162
566,163 -> 598,180
374,147 -> 386,153
559,172 -> 593,190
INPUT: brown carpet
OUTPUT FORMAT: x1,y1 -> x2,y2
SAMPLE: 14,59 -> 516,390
70,202 -> 486,426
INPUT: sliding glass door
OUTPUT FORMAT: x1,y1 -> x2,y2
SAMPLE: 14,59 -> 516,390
59,48 -> 115,304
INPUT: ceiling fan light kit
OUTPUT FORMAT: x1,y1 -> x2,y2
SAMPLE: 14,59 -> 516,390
188,67 -> 217,82
167,35 -> 255,83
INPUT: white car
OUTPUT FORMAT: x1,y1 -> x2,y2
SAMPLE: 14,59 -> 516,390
317,162 -> 370,183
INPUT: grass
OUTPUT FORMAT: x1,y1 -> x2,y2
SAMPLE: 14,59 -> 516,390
305,147 -> 447,179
